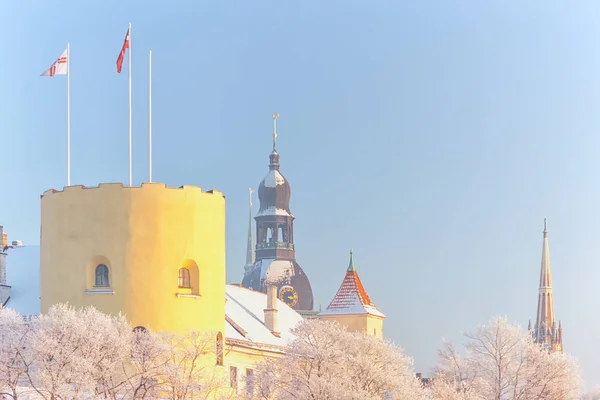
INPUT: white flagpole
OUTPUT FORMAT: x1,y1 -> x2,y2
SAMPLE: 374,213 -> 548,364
148,50 -> 152,183
67,42 -> 71,187
128,23 -> 132,187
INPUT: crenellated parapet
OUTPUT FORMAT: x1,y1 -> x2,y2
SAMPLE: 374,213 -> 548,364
41,182 -> 225,199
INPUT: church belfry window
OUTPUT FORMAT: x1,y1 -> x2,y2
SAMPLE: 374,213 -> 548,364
278,224 -> 288,242
178,268 -> 190,288
95,264 -> 109,287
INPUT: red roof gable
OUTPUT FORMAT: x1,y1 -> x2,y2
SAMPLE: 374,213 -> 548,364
319,252 -> 385,318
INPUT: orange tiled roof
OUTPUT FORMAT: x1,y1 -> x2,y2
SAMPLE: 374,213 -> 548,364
319,251 -> 385,318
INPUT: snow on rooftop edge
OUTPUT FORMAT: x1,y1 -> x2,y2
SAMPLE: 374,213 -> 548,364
255,206 -> 293,217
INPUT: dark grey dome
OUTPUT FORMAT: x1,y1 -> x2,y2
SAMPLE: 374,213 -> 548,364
257,151 -> 291,214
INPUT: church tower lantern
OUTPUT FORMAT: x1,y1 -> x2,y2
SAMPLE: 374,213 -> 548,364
241,114 -> 314,312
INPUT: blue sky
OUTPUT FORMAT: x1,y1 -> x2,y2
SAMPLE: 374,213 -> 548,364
2,0 -> 600,388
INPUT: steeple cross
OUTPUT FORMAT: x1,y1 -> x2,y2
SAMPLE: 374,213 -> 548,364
249,188 -> 254,208
272,112 -> 279,151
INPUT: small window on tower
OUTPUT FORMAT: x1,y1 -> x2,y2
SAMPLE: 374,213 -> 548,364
131,326 -> 149,360
95,264 -> 109,287
133,326 -> 147,334
178,268 -> 190,288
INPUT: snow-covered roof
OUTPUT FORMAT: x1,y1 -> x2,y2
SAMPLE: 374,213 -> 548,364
318,252 -> 385,318
262,170 -> 286,188
225,284 -> 302,349
255,206 -> 293,218
5,245 -> 40,316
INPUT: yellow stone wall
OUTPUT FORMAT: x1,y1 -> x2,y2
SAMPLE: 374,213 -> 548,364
40,183 -> 226,335
319,314 -> 384,338
224,341 -> 285,396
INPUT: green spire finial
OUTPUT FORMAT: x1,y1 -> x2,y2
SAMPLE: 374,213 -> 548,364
347,249 -> 356,272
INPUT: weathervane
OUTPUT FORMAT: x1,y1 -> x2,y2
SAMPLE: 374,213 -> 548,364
272,112 -> 279,151
249,188 -> 254,208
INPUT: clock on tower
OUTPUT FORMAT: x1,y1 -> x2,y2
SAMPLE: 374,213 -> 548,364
278,285 -> 299,308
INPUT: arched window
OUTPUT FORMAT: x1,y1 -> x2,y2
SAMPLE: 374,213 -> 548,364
178,268 -> 191,288
95,264 -> 109,287
216,332 -> 224,366
133,326 -> 147,334
131,326 -> 149,360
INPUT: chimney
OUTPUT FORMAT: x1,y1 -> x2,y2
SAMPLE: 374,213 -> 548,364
264,285 -> 280,337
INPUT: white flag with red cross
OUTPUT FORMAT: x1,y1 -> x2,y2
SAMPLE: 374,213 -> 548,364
41,49 -> 68,76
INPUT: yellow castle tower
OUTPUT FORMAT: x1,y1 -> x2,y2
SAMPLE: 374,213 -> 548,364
40,183 -> 226,335
318,251 -> 385,337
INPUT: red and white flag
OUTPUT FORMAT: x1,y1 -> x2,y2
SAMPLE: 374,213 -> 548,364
116,28 -> 130,73
41,49 -> 68,77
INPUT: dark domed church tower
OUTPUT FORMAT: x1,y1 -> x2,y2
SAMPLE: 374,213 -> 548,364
242,114 -> 314,312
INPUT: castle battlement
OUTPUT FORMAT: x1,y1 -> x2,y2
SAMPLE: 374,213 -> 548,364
42,182 -> 225,199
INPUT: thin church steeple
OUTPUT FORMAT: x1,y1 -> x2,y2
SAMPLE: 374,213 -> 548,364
533,218 -> 563,353
244,188 -> 255,272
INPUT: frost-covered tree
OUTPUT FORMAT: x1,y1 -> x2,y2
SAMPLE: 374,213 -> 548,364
429,341 -> 480,400
158,330 -> 231,400
248,319 -> 427,400
27,304 -> 131,400
432,316 -> 582,400
114,327 -> 167,400
85,310 -> 131,398
0,308 -> 36,400
0,304 -> 242,399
